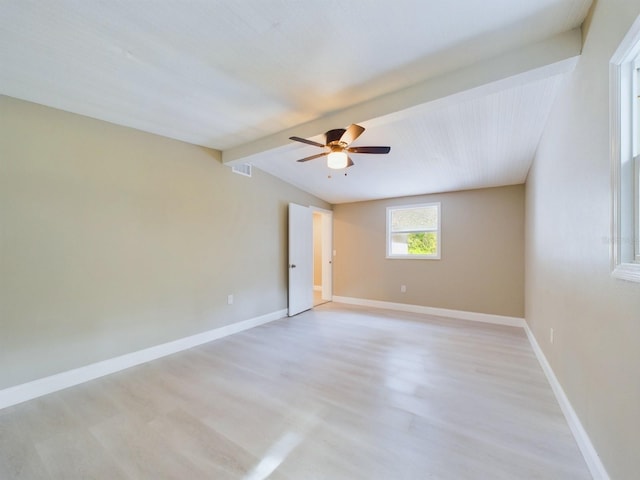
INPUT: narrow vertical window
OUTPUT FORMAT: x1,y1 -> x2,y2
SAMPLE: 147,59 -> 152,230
610,14 -> 640,281
635,63 -> 640,262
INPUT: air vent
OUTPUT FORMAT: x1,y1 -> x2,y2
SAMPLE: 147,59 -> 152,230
231,163 -> 252,177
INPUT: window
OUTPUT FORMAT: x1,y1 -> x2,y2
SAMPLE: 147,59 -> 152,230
636,152 -> 640,263
635,63 -> 640,263
610,14 -> 640,282
387,202 -> 440,259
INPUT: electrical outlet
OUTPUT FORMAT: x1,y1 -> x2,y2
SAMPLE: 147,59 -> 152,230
400,285 -> 407,293
550,328 -> 554,344
227,294 -> 234,305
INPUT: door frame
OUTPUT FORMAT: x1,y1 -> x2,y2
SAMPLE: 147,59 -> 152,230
311,206 -> 333,303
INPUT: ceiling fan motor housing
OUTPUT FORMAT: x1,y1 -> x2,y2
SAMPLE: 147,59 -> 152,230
325,128 -> 347,146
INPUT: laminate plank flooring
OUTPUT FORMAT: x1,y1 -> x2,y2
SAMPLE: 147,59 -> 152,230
313,290 -> 329,307
0,303 -> 591,479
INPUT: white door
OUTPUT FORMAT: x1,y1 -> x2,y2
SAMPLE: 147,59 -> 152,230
288,203 -> 313,316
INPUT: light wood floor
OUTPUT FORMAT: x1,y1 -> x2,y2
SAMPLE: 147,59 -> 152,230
0,303 -> 591,479
313,289 -> 328,307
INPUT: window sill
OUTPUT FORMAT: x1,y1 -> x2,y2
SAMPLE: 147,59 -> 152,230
612,262 -> 640,283
386,255 -> 441,260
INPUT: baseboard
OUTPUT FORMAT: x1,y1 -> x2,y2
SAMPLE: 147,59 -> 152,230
331,296 -> 525,327
524,323 -> 609,480
0,308 -> 287,411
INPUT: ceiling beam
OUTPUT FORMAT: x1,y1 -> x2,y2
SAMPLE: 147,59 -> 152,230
222,28 -> 582,165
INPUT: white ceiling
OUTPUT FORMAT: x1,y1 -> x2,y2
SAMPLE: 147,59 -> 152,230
0,1 -> 592,204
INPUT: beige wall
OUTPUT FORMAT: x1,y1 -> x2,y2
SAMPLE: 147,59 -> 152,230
333,185 -> 524,318
525,1 -> 640,477
0,95 -> 329,390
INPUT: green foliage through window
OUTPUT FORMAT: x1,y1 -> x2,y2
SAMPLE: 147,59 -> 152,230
407,232 -> 437,255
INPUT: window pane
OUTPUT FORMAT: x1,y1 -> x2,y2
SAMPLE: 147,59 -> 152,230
391,232 -> 438,255
391,206 -> 438,232
391,233 -> 409,254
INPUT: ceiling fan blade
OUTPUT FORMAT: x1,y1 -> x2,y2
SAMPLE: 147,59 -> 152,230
289,136 -> 326,148
347,156 -> 355,167
325,128 -> 346,145
296,152 -> 328,162
347,146 -> 391,154
340,124 -> 365,145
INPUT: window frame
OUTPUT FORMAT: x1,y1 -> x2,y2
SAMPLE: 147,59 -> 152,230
610,14 -> 640,282
386,202 -> 441,260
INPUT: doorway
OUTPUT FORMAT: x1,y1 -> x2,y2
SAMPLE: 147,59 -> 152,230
312,208 -> 332,306
288,204 -> 332,316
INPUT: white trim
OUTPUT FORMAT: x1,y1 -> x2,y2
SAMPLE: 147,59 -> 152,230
611,261 -> 640,282
332,296 -> 524,327
309,206 -> 333,215
523,324 -> 610,480
0,309 -> 287,411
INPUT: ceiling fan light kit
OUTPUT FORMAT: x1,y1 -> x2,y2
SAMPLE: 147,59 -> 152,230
327,149 -> 348,169
290,124 -> 390,170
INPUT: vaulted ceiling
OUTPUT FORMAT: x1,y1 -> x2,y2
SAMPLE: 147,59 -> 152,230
0,1 -> 592,203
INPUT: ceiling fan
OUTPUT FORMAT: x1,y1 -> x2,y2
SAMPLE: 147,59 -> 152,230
289,124 -> 390,169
